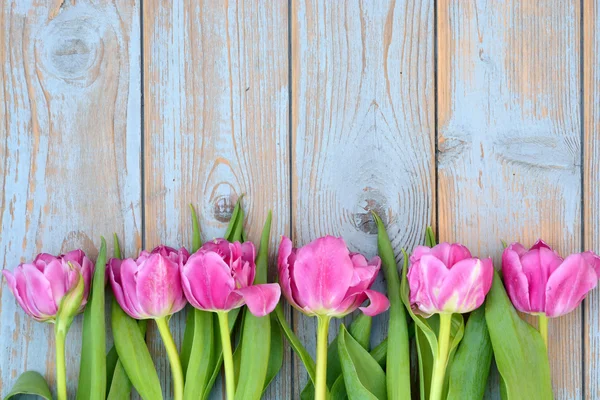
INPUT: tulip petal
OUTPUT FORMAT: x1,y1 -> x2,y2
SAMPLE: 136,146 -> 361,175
43,259 -> 68,305
408,254 -> 449,315
182,251 -> 234,311
502,246 -> 532,313
136,254 -> 185,317
277,236 -> 302,309
359,290 -> 390,316
519,247 -> 562,311
545,253 -> 599,317
2,269 -> 31,318
234,283 -> 281,316
582,251 -> 600,276
292,236 -> 354,312
437,258 -> 493,314
22,264 -> 57,316
119,259 -> 146,318
411,243 -> 472,267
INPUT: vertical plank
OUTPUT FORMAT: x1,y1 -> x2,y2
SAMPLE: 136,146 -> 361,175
437,1 -> 582,399
143,1 -> 290,398
291,0 -> 435,396
0,0 -> 141,396
584,0 -> 600,398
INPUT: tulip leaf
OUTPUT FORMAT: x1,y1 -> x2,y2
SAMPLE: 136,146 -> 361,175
447,306 -> 493,400
425,226 -> 436,248
189,204 -> 202,252
234,212 -> 277,400
111,298 -> 162,400
274,303 -> 317,384
182,309 -> 215,400
372,212 -> 411,400
301,313 -> 373,400
485,271 -> 553,400
263,313 -> 284,393
76,237 -> 108,400
202,308 -> 241,400
338,325 -> 387,400
399,248 -> 438,400
4,371 -> 52,400
224,197 -> 245,242
107,320 -> 148,400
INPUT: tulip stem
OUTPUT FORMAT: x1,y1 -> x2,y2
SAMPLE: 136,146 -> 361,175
538,314 -> 549,349
54,325 -> 67,400
315,315 -> 331,400
156,317 -> 184,400
430,313 -> 453,400
217,311 -> 235,400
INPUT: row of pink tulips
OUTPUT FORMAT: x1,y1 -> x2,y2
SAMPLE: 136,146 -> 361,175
3,212 -> 600,400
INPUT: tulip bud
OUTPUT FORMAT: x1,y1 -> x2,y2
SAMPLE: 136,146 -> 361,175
2,250 -> 94,322
407,243 -> 494,316
502,240 -> 600,318
181,238 -> 281,317
55,264 -> 85,335
277,235 -> 390,318
108,245 -> 189,319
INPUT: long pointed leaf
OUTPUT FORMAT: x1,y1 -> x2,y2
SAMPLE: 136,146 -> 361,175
108,321 -> 148,400
263,313 -> 284,393
4,371 -> 52,400
76,237 -> 107,400
183,309 -> 215,400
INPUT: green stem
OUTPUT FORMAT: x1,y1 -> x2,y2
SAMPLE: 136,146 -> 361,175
156,317 -> 184,400
430,313 -> 453,400
538,314 -> 549,349
315,316 -> 331,400
54,325 -> 67,400
217,311 -> 236,400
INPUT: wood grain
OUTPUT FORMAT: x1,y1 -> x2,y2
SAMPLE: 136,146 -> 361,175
584,0 -> 600,398
437,0 -> 582,398
142,0 -> 290,398
291,0 -> 435,397
0,0 -> 141,397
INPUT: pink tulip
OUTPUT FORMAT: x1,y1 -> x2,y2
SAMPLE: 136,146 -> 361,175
408,243 -> 494,316
277,235 -> 389,317
2,250 -> 93,322
181,238 -> 281,317
108,245 -> 189,319
502,240 -> 600,318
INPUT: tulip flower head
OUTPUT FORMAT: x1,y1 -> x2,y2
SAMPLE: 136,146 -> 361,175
181,238 -> 281,317
408,242 -> 494,316
2,250 -> 94,322
502,240 -> 600,318
108,245 -> 189,319
277,235 -> 390,318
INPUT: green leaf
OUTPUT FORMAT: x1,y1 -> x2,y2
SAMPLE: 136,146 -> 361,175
76,237 -> 107,400
106,345 -> 119,393
425,226 -> 436,248
202,308 -> 241,400
183,309 -> 215,400
189,204 -> 203,252
300,313 -> 373,400
113,233 -> 122,259
372,212 -> 411,400
224,196 -> 245,242
447,306 -> 493,400
263,313 -> 284,393
235,213 -> 274,400
485,271 -> 553,400
4,371 -> 52,399
370,338 -> 388,367
274,304 -> 316,384
338,325 -> 387,400
107,321 -> 148,400
111,298 -> 162,400
501,240 -> 508,249
400,248 -> 438,400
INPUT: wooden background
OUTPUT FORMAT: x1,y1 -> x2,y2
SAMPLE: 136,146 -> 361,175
0,0 -> 598,399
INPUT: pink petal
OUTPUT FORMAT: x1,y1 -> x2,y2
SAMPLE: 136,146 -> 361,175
201,239 -> 232,264
292,236 -> 354,313
63,249 -> 85,265
43,260 -> 68,306
530,239 -> 555,252
136,254 -> 185,318
22,264 -> 57,316
437,258 -> 492,313
581,251 -> 600,276
234,283 -> 281,316
407,254 -> 449,315
432,243 -> 472,267
277,236 -> 302,309
545,253 -> 599,317
119,259 -> 146,318
519,247 -> 562,311
3,269 -> 33,319
502,246 -> 532,313
359,290 -> 390,316
182,251 -> 234,311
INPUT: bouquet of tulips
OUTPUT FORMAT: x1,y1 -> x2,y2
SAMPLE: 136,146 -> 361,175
2,201 -> 599,400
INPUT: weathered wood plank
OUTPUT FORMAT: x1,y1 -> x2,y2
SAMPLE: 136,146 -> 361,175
0,0 -> 142,397
437,1 -> 582,399
584,0 -> 600,398
291,0 -> 435,397
142,1 -> 290,398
